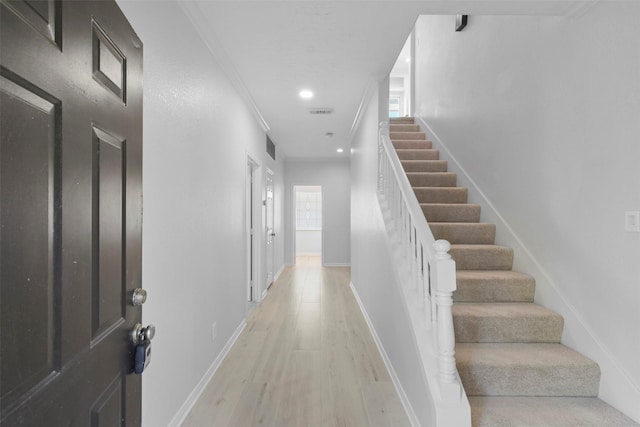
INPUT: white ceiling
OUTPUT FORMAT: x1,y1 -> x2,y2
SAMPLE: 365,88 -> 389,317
178,1 -> 590,159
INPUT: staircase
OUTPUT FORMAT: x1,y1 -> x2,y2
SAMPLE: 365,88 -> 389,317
389,117 -> 638,427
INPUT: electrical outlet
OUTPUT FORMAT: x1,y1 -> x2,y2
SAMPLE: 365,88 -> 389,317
211,322 -> 217,342
625,211 -> 640,232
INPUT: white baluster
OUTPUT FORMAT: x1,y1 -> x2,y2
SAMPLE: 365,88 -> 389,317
409,226 -> 417,293
421,245 -> 432,330
402,204 -> 409,260
384,158 -> 390,206
404,209 -> 409,265
416,237 -> 424,305
378,123 -> 386,194
433,240 -> 461,403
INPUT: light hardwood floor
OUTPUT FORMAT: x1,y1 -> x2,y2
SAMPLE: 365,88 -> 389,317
181,256 -> 411,427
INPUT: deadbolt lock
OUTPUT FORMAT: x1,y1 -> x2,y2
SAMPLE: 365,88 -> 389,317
131,288 -> 147,306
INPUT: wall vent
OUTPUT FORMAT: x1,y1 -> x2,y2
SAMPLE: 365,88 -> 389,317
266,135 -> 275,160
308,107 -> 333,115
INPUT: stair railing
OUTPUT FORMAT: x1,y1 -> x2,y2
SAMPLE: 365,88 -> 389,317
377,121 -> 461,403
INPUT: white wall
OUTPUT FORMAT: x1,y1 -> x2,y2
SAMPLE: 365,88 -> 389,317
284,160 -> 351,266
296,230 -> 322,255
351,84 -> 436,426
116,2 -> 284,426
415,6 -> 640,422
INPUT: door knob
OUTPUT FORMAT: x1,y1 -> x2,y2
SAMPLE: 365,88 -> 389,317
130,323 -> 156,346
131,288 -> 147,306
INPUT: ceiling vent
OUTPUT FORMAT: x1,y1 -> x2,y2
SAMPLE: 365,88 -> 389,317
308,107 -> 333,115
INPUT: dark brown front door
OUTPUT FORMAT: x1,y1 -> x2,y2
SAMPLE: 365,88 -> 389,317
1,0 -> 143,425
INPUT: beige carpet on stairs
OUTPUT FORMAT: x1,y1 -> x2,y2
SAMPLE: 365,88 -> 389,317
389,117 -> 638,427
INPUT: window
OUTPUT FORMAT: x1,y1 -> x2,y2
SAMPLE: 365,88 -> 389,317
389,96 -> 400,118
295,189 -> 322,230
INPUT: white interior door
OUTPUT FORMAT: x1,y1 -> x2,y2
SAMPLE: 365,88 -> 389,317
246,158 -> 259,302
265,170 -> 275,289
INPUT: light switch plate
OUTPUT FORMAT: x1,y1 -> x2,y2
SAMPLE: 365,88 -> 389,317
625,211 -> 640,232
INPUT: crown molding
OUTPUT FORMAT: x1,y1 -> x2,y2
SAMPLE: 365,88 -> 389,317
562,0 -> 601,18
176,0 -> 270,133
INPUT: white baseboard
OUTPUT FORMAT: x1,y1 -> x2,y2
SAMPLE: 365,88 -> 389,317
415,116 -> 640,423
322,262 -> 351,267
349,282 -> 420,427
168,319 -> 247,427
260,265 -> 285,301
273,264 -> 285,282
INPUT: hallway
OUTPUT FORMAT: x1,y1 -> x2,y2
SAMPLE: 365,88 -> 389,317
181,257 -> 411,426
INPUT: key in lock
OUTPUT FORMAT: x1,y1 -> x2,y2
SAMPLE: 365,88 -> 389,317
131,324 -> 155,374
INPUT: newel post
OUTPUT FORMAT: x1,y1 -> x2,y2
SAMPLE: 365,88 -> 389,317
433,239 -> 461,402
379,121 -> 389,136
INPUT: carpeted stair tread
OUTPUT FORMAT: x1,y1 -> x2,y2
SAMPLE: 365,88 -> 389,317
392,139 -> 433,149
414,187 -> 468,204
401,160 -> 447,172
390,123 -> 420,132
431,223 -> 496,244
455,271 -> 535,303
456,343 -> 600,397
395,148 -> 440,160
390,131 -> 426,140
450,244 -> 514,271
421,203 -> 481,222
453,303 -> 563,343
390,117 -> 414,124
469,396 -> 640,427
407,172 -> 457,187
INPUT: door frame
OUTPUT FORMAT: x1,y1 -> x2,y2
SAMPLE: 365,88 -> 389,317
264,168 -> 275,293
291,184 -> 323,264
245,155 -> 261,303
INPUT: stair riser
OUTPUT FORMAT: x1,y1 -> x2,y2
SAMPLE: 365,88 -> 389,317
431,223 -> 496,245
396,149 -> 440,160
392,140 -> 433,149
450,246 -> 514,271
389,124 -> 420,132
457,364 -> 600,397
421,204 -> 481,222
402,161 -> 447,173
453,312 -> 563,343
390,118 -> 415,124
414,188 -> 468,204
407,173 -> 457,187
390,132 -> 426,140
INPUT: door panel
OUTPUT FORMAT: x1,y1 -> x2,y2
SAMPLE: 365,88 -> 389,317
92,126 -> 126,342
1,1 -> 143,425
4,0 -> 61,47
0,72 -> 60,413
265,172 -> 275,288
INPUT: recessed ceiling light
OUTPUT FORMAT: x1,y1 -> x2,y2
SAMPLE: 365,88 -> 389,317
405,57 -> 411,63
336,148 -> 344,153
299,89 -> 314,99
